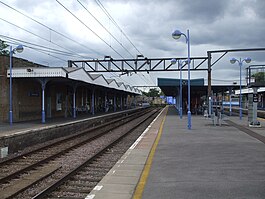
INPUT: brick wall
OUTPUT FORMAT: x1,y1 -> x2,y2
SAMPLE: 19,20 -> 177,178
0,55 -> 46,122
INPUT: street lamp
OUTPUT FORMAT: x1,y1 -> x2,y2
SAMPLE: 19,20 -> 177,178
172,29 -> 191,129
230,57 -> 251,120
171,58 -> 187,119
9,44 -> 24,125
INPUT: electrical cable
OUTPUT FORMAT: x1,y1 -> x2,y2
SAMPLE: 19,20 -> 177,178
0,17 -> 90,59
0,1 -> 102,57
76,0 -> 134,58
56,0 -> 125,59
91,1 -> 150,84
1,35 -> 87,58
95,0 -> 143,55
5,40 -> 68,63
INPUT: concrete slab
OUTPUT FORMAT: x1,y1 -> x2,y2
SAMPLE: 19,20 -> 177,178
142,106 -> 265,199
87,192 -> 132,199
87,107 -> 167,199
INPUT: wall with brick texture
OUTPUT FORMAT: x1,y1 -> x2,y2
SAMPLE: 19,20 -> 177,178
0,55 -> 46,122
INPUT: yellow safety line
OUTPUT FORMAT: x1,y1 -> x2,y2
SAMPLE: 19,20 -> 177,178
258,117 -> 265,121
132,108 -> 168,199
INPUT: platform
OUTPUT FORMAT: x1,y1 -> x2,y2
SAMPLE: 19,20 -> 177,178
0,108 -> 141,155
87,106 -> 265,199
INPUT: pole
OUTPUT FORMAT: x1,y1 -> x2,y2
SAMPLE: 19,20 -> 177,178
207,51 -> 212,116
179,60 -> 183,119
229,87 -> 232,116
41,82 -> 46,123
73,87 -> 76,118
187,29 -> 191,129
9,46 -> 13,125
239,60 -> 242,120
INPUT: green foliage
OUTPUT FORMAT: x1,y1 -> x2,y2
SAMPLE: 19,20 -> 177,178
252,72 -> 265,83
142,88 -> 160,97
0,39 -> 9,55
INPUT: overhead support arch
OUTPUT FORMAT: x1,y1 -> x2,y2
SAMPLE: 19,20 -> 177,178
68,57 -> 208,73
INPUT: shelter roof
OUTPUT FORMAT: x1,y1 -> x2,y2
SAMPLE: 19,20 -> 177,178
158,78 -> 241,96
8,67 -> 141,95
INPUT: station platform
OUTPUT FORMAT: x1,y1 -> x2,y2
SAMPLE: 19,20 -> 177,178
0,108 -> 142,138
88,106 -> 265,199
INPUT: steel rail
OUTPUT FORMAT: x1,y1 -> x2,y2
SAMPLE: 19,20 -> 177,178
31,108 -> 160,199
0,109 -> 152,184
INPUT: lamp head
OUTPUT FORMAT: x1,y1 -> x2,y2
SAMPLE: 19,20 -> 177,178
245,57 -> 251,63
172,30 -> 182,40
230,58 -> 237,64
15,45 -> 24,53
171,58 -> 177,65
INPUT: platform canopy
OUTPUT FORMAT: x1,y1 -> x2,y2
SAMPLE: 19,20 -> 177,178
8,67 -> 141,95
158,78 -> 240,96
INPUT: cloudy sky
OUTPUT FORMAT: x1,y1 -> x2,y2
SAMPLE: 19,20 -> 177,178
1,0 -> 265,89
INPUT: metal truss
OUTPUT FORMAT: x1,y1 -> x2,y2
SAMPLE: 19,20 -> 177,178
68,57 -> 208,73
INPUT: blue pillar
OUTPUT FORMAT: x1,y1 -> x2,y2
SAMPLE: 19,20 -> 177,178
41,81 -> 47,123
73,86 -> 77,118
120,95 -> 123,110
105,91 -> 108,112
114,94 -> 117,112
126,95 -> 129,109
221,90 -> 224,114
92,88 -> 95,115
239,61 -> 242,120
9,46 -> 13,125
229,87 -> 232,116
187,29 -> 191,129
179,62 -> 183,119
38,78 -> 48,124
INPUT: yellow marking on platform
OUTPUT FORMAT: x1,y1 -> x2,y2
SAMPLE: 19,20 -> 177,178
258,117 -> 265,121
132,108 -> 168,199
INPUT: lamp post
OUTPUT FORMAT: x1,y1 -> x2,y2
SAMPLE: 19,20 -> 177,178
230,57 -> 251,120
171,58 -> 187,119
172,29 -> 191,129
9,45 -> 24,125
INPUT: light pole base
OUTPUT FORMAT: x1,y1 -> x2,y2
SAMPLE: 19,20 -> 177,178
9,110 -> 13,125
239,108 -> 242,120
73,107 -> 76,118
180,107 -> 183,119
187,111 -> 191,129
42,110 -> 45,124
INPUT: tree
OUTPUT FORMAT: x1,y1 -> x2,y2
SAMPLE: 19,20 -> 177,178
0,39 -> 9,55
142,88 -> 160,97
252,72 -> 265,83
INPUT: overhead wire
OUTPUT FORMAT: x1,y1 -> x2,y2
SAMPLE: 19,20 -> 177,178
0,17 -> 90,59
1,1 -> 148,86
76,0 -> 134,58
93,0 -> 152,85
0,35 -> 87,58
95,0 -> 143,55
56,0 -> 125,59
55,0 -> 138,85
0,1 -> 102,57
5,40 -> 68,63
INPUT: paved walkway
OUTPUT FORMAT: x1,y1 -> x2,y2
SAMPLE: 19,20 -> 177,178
141,107 -> 265,199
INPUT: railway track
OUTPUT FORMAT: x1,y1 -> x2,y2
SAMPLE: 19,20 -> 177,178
222,107 -> 265,119
0,107 -> 161,199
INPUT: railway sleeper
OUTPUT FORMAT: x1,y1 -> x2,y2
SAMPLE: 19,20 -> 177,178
1,164 -> 60,199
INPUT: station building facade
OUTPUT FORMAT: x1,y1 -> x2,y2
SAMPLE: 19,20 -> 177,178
0,55 -> 141,123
